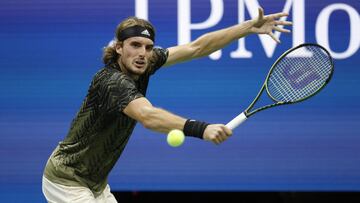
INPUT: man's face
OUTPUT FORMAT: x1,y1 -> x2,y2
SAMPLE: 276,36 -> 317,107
116,37 -> 154,79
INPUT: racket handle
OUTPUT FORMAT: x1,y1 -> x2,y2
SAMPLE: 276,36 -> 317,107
226,112 -> 248,130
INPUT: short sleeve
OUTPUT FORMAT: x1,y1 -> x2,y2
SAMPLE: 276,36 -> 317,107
149,46 -> 169,75
101,72 -> 144,114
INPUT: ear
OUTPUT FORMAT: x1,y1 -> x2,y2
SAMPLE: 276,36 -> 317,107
115,42 -> 123,55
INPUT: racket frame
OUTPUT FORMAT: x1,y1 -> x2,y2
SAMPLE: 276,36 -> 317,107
246,43 -> 334,117
227,43 -> 334,130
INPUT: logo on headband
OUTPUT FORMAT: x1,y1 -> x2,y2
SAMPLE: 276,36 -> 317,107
141,29 -> 151,37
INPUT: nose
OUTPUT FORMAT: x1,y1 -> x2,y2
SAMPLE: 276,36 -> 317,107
138,46 -> 146,57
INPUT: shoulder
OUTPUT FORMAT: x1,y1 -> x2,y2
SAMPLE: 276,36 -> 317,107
149,46 -> 169,74
153,46 -> 169,56
95,66 -> 132,83
106,68 -> 138,91
91,66 -> 137,91
153,46 -> 169,63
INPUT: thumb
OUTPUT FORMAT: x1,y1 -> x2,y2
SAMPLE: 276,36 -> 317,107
258,7 -> 264,21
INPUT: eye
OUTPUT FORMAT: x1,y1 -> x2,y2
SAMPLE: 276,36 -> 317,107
146,45 -> 154,51
131,42 -> 141,48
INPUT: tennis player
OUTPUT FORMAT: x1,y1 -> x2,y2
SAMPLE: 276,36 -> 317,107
42,8 -> 291,203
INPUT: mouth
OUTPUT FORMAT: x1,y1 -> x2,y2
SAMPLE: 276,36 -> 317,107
134,59 -> 146,68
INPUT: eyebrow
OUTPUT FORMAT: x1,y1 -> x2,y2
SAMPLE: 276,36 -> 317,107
129,39 -> 153,46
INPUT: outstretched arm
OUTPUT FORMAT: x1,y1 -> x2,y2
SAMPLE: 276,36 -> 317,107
123,97 -> 232,145
163,7 -> 292,66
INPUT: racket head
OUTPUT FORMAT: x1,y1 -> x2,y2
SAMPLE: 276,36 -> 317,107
265,43 -> 334,104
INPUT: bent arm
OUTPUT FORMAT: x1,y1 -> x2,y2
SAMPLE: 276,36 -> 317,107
123,97 -> 186,133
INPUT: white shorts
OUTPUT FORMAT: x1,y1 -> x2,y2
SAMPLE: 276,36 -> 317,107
42,176 -> 118,203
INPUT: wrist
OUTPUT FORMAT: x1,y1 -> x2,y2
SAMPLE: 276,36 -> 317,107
183,119 -> 210,139
245,20 -> 257,34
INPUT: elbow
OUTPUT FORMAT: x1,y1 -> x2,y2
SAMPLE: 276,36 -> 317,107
143,120 -> 155,130
189,40 -> 204,58
191,33 -> 213,58
139,106 -> 157,129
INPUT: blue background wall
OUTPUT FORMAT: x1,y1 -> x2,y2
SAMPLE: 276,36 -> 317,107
0,0 -> 359,202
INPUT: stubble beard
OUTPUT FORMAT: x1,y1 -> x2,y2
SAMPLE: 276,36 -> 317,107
118,57 -> 148,80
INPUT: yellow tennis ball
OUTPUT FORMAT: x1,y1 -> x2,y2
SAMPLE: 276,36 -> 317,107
167,129 -> 185,147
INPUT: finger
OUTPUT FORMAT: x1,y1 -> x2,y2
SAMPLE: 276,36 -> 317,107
275,20 -> 293,26
212,138 -> 220,145
273,26 -> 291,33
217,128 -> 226,137
216,132 -> 226,142
268,32 -> 281,43
217,137 -> 225,143
268,12 -> 289,19
216,129 -> 227,142
218,133 -> 227,142
209,132 -> 221,144
221,125 -> 233,137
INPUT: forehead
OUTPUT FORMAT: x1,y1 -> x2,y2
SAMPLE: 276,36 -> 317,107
124,37 -> 154,46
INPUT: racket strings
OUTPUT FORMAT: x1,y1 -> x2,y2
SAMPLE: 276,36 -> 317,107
267,45 -> 332,102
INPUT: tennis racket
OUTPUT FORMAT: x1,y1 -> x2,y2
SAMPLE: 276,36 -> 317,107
226,43 -> 334,130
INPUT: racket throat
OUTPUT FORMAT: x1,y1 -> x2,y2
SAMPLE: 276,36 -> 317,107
226,112 -> 248,130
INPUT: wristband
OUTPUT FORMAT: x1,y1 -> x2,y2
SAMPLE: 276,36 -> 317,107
183,119 -> 210,139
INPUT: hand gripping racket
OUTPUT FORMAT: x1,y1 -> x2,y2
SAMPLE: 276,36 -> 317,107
226,43 -> 334,130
